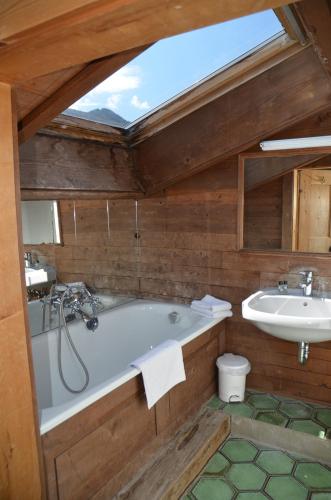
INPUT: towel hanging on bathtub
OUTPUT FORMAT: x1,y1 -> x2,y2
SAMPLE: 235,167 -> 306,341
131,339 -> 186,409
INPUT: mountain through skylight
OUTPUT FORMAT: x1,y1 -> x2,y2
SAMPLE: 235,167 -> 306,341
66,10 -> 283,127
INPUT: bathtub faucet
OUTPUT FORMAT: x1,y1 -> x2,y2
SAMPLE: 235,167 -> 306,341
43,283 -> 101,332
70,298 -> 99,332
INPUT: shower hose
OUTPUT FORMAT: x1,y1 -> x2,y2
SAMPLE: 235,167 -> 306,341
57,290 -> 90,394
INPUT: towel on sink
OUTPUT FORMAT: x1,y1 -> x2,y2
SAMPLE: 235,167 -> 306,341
131,339 -> 186,409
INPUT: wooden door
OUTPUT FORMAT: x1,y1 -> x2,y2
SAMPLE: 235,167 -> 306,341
297,169 -> 331,253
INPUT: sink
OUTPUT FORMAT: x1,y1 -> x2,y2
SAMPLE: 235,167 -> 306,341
242,289 -> 331,343
25,266 -> 56,286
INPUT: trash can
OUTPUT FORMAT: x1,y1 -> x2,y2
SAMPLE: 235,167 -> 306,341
216,353 -> 251,403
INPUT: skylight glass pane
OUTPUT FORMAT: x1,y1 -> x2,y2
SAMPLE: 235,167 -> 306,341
65,10 -> 283,127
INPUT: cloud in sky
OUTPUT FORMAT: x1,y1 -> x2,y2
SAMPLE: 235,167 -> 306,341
106,94 -> 121,110
130,95 -> 150,111
69,65 -> 143,113
92,65 -> 141,94
70,96 -> 99,109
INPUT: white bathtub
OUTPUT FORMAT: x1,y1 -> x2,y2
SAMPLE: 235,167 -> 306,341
30,298 -> 226,434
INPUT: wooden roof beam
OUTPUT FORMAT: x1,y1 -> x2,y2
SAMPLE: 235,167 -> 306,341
295,0 -> 331,79
18,46 -> 147,144
134,47 -> 331,194
0,0 -> 299,83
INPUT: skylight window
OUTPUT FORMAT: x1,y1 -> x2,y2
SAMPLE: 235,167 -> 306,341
65,10 -> 283,127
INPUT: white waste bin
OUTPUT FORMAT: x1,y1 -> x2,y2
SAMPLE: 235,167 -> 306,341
217,353 -> 251,403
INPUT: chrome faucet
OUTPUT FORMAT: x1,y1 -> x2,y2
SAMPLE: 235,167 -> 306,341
299,271 -> 313,297
42,283 -> 101,332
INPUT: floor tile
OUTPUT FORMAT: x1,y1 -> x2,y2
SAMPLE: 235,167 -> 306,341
192,478 -> 235,500
208,389 -> 331,441
315,409 -> 331,428
287,419 -> 326,437
226,463 -> 266,490
207,395 -> 223,410
295,463 -> 331,489
222,403 -> 254,418
248,394 -> 279,410
221,438 -> 258,462
236,494 -> 268,500
280,401 -> 313,419
265,476 -> 308,500
203,452 -> 230,476
256,450 -> 294,475
184,435 -> 331,500
255,410 -> 288,427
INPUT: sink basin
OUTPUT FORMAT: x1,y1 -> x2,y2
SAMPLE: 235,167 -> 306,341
242,289 -> 331,343
25,266 -> 56,286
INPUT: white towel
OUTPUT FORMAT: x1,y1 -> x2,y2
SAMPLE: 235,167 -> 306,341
191,306 -> 233,319
191,294 -> 232,312
131,339 -> 186,409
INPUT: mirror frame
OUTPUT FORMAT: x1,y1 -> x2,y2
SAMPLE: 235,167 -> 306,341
238,147 -> 331,255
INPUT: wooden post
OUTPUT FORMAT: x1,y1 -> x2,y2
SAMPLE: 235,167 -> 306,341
0,83 -> 44,499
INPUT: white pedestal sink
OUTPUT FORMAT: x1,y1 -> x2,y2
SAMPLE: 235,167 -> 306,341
242,289 -> 331,343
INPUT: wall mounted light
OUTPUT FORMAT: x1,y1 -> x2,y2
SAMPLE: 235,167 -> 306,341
260,136 -> 331,151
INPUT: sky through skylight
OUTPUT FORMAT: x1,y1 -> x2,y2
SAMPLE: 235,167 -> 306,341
67,10 -> 283,125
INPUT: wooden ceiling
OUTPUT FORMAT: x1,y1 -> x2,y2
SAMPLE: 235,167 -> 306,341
0,0 -> 300,146
4,0 -> 331,197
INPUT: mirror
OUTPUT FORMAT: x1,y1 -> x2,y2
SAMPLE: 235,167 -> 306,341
240,152 -> 331,254
22,201 -> 61,244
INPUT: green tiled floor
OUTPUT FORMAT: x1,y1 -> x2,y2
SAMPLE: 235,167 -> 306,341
183,437 -> 331,500
207,390 -> 331,439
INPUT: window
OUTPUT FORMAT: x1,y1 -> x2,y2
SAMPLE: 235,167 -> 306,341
65,10 -> 283,126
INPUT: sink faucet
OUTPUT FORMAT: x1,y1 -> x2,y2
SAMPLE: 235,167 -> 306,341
299,271 -> 313,297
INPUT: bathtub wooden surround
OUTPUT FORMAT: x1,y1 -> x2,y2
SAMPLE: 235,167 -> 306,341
41,322 -> 225,499
115,406 -> 230,500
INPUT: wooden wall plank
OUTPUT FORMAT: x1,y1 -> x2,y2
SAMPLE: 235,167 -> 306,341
19,133 -> 143,194
0,83 -> 44,498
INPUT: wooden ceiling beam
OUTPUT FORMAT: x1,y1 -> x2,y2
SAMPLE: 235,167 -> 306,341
295,0 -> 331,79
0,0 -> 299,83
18,46 -> 147,144
134,47 -> 331,194
0,0 -> 100,42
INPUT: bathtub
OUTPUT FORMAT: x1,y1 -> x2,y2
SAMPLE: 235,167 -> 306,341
30,298 -> 226,435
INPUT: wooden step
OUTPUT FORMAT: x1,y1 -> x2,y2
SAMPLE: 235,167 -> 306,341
115,407 -> 230,500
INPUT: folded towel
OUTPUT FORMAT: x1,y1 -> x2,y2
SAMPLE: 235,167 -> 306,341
131,339 -> 186,409
191,294 -> 232,312
191,306 -> 233,319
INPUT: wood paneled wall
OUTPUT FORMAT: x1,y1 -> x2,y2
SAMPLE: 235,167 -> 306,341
27,153 -> 331,405
19,132 -> 142,196
244,177 -> 283,250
